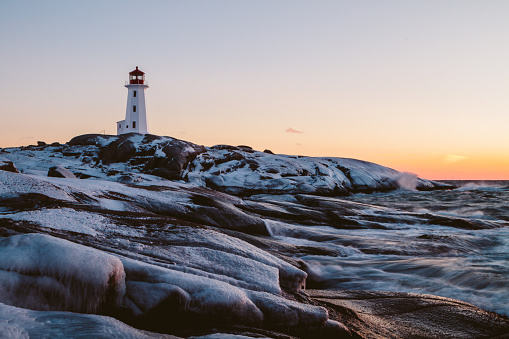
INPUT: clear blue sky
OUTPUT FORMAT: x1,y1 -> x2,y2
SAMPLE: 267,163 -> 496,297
2,1 -> 509,178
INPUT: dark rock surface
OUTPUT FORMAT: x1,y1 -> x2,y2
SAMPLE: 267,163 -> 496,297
309,289 -> 509,338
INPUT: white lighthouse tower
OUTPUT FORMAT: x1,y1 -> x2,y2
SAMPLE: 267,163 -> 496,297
117,66 -> 149,135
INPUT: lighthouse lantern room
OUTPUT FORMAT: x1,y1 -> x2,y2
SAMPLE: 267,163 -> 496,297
117,66 -> 149,135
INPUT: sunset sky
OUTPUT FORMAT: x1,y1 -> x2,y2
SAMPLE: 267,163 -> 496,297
1,1 -> 508,179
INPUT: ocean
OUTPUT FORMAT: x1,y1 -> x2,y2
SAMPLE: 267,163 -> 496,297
297,181 -> 509,316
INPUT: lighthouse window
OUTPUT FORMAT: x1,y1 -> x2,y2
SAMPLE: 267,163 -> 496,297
133,105 -> 136,112
133,91 -> 137,97
133,121 -> 136,128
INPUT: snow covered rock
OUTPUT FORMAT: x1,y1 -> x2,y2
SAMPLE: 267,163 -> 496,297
63,133 -> 453,195
102,137 -> 138,163
184,147 -> 449,195
48,166 -> 77,179
0,157 -> 18,173
0,234 -> 125,313
0,171 -> 75,201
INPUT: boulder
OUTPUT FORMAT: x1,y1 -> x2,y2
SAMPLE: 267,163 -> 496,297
48,166 -> 77,179
0,157 -> 19,173
148,141 -> 205,178
101,137 -> 137,164
37,141 -> 46,147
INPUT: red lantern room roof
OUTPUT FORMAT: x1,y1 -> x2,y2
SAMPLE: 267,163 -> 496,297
129,66 -> 145,84
129,66 -> 145,76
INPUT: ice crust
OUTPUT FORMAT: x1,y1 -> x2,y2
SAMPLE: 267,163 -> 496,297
120,257 -> 327,328
0,234 -> 125,313
0,233 -> 324,333
0,302 -> 173,339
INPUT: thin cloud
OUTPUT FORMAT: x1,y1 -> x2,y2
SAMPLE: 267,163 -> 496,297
443,154 -> 467,164
286,127 -> 304,134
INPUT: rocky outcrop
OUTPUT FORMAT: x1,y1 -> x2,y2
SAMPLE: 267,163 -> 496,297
184,148 -> 453,195
63,133 -> 454,195
69,133 -> 206,181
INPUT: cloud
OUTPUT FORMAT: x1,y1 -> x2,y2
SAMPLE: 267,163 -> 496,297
286,127 -> 303,134
443,154 -> 467,164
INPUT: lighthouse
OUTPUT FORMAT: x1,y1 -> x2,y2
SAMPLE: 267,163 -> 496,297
117,66 -> 149,135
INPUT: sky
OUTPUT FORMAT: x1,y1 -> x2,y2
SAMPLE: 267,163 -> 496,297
1,1 -> 508,179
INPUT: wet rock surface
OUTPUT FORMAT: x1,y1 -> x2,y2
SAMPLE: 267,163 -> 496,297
309,289 -> 509,338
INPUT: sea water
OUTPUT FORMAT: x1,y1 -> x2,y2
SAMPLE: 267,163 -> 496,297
299,181 -> 509,316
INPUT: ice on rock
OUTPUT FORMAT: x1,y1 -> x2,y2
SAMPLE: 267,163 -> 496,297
246,290 -> 328,327
149,226 -> 307,292
121,258 -> 264,325
145,246 -> 282,293
0,302 -> 175,339
124,281 -> 190,316
121,258 -> 329,329
0,234 -> 125,313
